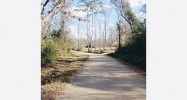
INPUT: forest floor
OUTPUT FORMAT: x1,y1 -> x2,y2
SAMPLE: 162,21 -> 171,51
41,52 -> 89,100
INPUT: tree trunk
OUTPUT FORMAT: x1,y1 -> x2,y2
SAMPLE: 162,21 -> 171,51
41,2 -> 63,25
103,31 -> 105,50
78,24 -> 80,51
119,33 -> 121,49
104,12 -> 107,50
94,18 -> 96,52
86,7 -> 90,52
99,22 -> 101,51
117,23 -> 121,49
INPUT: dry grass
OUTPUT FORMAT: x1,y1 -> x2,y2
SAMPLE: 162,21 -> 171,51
81,47 -> 116,54
41,53 -> 89,100
41,82 -> 66,100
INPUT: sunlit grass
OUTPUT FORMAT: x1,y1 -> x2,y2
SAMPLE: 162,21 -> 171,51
81,47 -> 116,54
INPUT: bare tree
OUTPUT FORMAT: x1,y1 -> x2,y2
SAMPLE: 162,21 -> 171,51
111,0 -> 132,32
77,18 -> 81,51
41,0 -> 74,37
41,0 -> 65,25
76,0 -> 104,52
98,20 -> 101,51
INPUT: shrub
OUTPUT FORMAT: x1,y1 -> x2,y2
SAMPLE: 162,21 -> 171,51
41,38 -> 57,67
114,27 -> 146,71
100,50 -> 105,53
88,49 -> 92,53
41,28 -> 72,66
79,46 -> 84,51
71,47 -> 75,50
116,33 -> 146,56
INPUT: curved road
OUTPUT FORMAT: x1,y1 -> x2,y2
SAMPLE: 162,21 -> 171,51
57,51 -> 146,100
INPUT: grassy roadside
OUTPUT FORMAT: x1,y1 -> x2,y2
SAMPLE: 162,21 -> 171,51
108,53 -> 146,76
79,47 -> 116,54
41,53 -> 89,100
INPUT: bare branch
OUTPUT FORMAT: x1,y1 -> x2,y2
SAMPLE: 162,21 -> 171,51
111,0 -> 132,31
41,0 -> 50,15
41,1 -> 63,25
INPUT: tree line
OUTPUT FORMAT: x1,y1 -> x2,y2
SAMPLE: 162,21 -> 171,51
41,0 -> 146,70
110,0 -> 146,71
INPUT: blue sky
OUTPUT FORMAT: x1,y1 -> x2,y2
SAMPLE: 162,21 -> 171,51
68,0 -> 146,39
42,0 -> 146,39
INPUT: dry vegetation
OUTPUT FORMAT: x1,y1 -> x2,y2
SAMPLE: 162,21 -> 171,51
41,53 -> 89,100
81,47 -> 116,54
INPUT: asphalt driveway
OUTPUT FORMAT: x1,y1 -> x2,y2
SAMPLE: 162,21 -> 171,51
57,51 -> 146,100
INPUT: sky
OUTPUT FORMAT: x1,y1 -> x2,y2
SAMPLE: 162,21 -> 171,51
68,0 -> 146,39
42,0 -> 146,39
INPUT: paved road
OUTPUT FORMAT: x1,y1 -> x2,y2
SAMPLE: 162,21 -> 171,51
57,51 -> 146,100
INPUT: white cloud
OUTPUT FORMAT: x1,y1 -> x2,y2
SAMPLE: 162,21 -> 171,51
70,6 -> 87,18
101,23 -> 105,27
108,24 -> 115,27
68,25 -> 76,32
129,0 -> 140,7
135,12 -> 146,19
103,4 -> 112,10
140,0 -> 146,5
98,17 -> 105,21
129,0 -> 146,7
73,12 -> 87,17
69,4 -> 112,18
